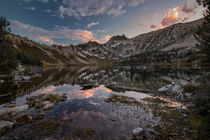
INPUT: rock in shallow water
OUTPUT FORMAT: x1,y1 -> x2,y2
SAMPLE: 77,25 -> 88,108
0,104 -> 29,116
43,102 -> 55,110
132,127 -> 144,136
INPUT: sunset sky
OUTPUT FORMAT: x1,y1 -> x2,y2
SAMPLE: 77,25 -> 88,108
0,0 -> 205,45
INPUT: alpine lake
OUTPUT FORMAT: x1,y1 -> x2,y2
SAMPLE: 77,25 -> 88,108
0,64 -> 209,140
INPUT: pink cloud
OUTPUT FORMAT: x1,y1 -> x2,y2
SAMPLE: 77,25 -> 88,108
104,35 -> 111,41
161,7 -> 179,27
10,20 -> 96,44
36,36 -> 55,44
92,35 -> 111,44
148,1 -> 199,30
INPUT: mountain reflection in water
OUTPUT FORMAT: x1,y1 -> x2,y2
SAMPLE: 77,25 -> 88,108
0,65 -> 207,140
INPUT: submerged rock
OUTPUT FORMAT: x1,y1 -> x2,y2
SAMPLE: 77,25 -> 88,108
15,114 -> 33,125
26,94 -> 67,110
36,113 -> 46,120
132,127 -> 144,136
43,102 -> 56,110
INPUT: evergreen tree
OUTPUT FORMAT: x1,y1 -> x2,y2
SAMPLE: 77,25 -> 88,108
0,17 -> 11,39
195,0 -> 210,63
0,17 -> 17,74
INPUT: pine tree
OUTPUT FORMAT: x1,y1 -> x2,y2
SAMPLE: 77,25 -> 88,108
0,17 -> 11,39
195,0 -> 210,63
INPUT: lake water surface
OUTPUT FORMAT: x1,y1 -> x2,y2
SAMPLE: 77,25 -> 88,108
0,65 -> 209,140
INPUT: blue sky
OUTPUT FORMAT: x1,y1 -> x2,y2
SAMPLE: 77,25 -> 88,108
0,0 -> 204,45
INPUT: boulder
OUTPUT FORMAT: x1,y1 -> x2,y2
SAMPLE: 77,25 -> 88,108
158,84 -> 173,93
0,108 -> 10,116
0,104 -> 29,116
0,121 -> 13,131
132,127 -> 144,136
0,80 -> 5,84
158,83 -> 183,95
11,104 -> 29,114
171,84 -> 182,93
23,76 -> 31,80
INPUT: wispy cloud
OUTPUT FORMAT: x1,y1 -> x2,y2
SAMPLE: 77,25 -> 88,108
87,22 -> 99,28
38,0 -> 49,3
181,2 -> 197,14
139,13 -> 158,27
23,0 -> 54,3
128,0 -> 144,7
150,25 -> 157,29
58,0 -> 145,19
10,20 -> 96,44
23,0 -> 32,3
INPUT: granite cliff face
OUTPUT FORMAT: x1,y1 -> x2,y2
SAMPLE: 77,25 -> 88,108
66,18 -> 203,63
2,18 -> 203,67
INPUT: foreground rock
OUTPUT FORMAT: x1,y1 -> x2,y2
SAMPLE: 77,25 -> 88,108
0,104 -> 29,116
0,121 -> 13,131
